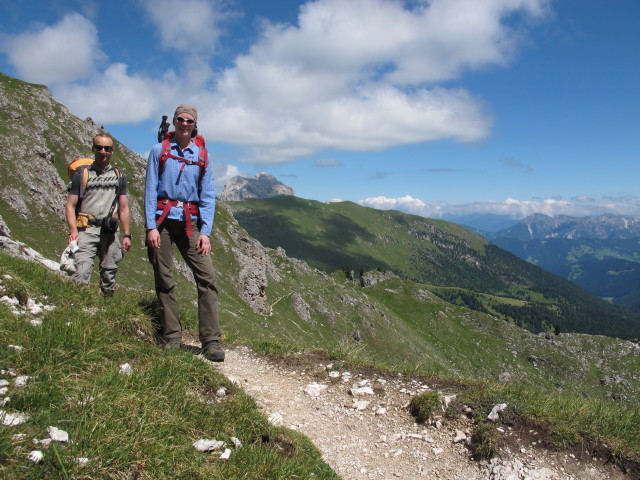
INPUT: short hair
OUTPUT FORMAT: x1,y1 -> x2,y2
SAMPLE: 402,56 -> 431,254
93,133 -> 113,144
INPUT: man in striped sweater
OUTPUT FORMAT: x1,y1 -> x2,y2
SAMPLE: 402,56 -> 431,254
65,133 -> 131,296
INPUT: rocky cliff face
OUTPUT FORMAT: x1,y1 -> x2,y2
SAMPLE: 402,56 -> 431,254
220,172 -> 294,201
0,73 -> 147,248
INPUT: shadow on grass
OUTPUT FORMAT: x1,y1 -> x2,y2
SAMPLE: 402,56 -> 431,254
138,296 -> 163,345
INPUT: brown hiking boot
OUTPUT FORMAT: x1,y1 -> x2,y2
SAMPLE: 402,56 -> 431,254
202,340 -> 225,362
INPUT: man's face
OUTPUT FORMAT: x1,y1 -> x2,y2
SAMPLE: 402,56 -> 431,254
92,137 -> 114,166
173,113 -> 195,136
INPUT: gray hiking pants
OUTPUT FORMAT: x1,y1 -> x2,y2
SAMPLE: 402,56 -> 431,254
72,229 -> 123,295
147,218 -> 221,346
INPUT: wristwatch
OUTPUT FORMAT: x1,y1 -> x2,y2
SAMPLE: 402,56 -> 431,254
123,234 -> 132,239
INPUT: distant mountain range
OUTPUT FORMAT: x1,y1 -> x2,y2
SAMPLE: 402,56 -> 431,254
486,213 -> 640,241
485,214 -> 640,312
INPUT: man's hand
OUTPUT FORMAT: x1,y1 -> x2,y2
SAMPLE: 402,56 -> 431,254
147,229 -> 161,249
122,237 -> 132,253
68,231 -> 79,243
196,234 -> 211,256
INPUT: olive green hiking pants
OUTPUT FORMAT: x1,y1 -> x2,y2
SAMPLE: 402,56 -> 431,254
147,219 -> 221,346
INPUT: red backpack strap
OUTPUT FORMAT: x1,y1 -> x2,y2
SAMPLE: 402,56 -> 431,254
158,133 -> 173,176
194,135 -> 208,185
158,132 -> 208,184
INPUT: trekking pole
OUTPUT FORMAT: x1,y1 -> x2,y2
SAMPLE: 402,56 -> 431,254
157,115 -> 170,143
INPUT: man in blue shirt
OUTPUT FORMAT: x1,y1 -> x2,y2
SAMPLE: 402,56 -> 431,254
144,104 -> 223,362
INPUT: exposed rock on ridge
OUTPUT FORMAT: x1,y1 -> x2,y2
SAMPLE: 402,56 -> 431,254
220,172 -> 294,201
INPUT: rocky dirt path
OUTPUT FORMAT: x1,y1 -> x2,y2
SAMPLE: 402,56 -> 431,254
213,345 -> 630,480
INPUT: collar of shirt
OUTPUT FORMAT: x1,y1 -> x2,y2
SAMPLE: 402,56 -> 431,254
90,163 -> 114,175
171,142 -> 194,156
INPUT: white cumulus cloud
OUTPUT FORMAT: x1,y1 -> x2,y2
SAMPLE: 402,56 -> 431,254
194,0 -> 549,163
53,63 -> 172,123
2,0 -> 552,166
357,194 -> 640,219
139,0 -> 228,54
1,13 -> 103,85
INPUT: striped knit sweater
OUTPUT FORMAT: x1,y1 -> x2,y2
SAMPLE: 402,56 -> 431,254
70,164 -> 127,233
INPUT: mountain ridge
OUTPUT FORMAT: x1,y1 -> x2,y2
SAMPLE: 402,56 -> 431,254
220,172 -> 295,201
488,213 -> 640,241
486,213 -> 640,311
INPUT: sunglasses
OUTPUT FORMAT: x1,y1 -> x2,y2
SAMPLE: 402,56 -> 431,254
176,116 -> 195,125
93,145 -> 114,152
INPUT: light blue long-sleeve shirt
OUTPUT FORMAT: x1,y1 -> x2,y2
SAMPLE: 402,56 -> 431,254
144,138 -> 215,236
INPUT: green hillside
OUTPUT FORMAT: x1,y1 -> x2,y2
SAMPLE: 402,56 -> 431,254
227,196 -> 640,339
491,236 -> 640,311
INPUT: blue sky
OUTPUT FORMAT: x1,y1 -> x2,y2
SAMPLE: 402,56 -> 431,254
1,0 -> 638,223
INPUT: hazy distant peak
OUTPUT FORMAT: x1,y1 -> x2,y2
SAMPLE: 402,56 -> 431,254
501,213 -> 640,241
220,172 -> 295,201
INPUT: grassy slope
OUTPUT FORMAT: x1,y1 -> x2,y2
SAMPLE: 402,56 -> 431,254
226,197 -> 640,339
0,253 -> 338,479
2,252 -> 639,477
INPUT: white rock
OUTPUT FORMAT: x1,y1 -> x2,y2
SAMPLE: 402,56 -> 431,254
442,394 -> 457,411
1,410 -> 30,426
352,400 -> 370,410
487,403 -> 508,421
28,450 -> 44,463
8,345 -> 24,351
219,448 -> 232,460
14,376 -> 31,388
0,380 -> 9,388
48,426 -> 70,442
75,457 -> 89,466
432,447 -> 444,455
193,439 -> 225,452
30,319 -> 43,326
33,438 -> 52,446
0,387 -> 7,396
375,407 -> 387,415
1,397 -> 10,407
268,412 -> 284,426
350,386 -> 375,396
303,382 -> 327,397
1,296 -> 19,307
328,371 -> 340,378
230,437 -> 242,449
453,430 -> 467,443
215,387 -> 227,398
119,363 -> 133,375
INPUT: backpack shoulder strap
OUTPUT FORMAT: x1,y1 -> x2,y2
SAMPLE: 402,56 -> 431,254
158,134 -> 173,177
79,165 -> 90,199
74,165 -> 91,216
